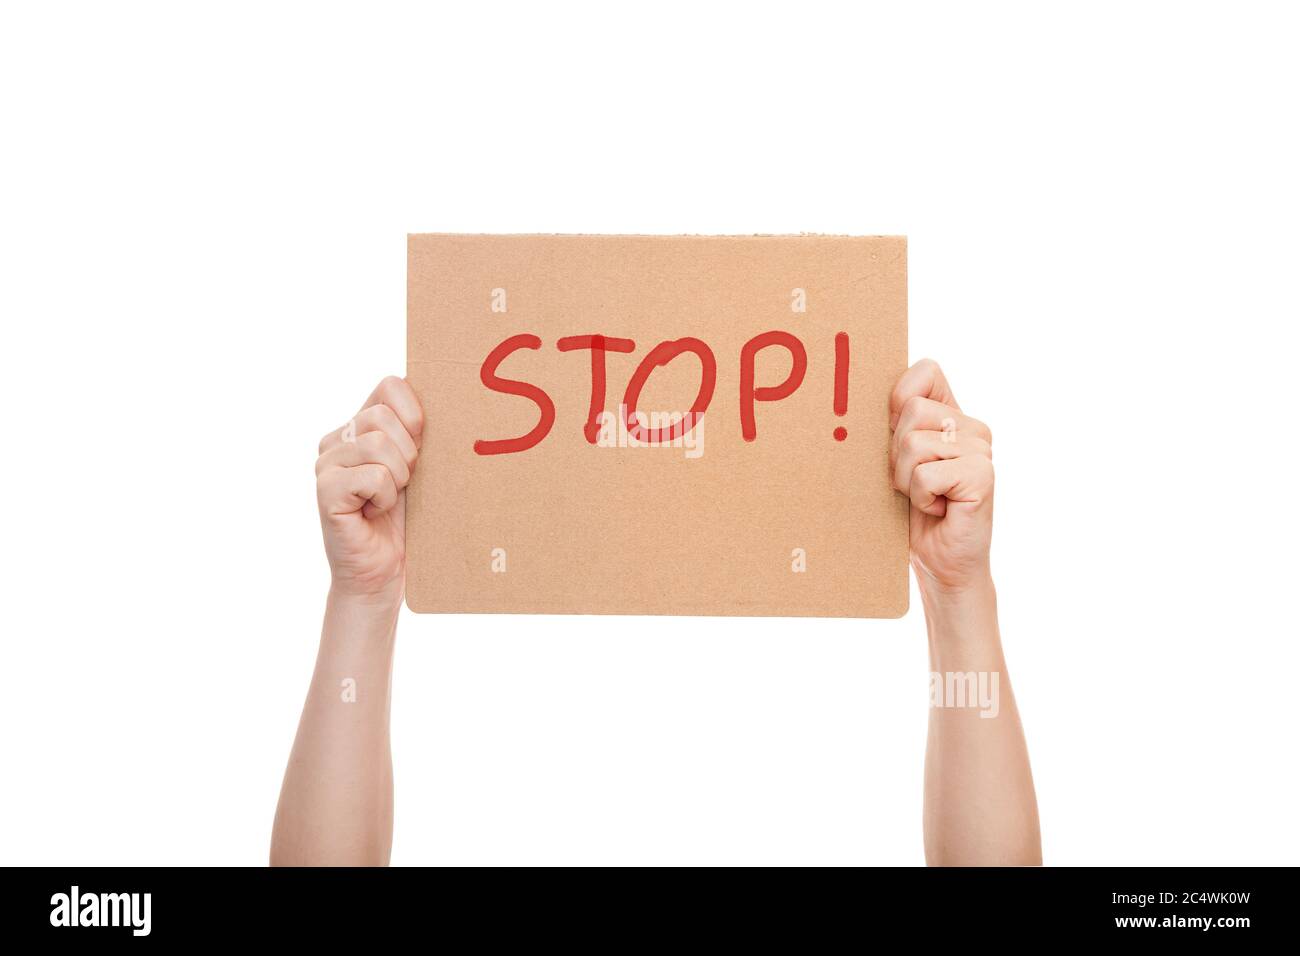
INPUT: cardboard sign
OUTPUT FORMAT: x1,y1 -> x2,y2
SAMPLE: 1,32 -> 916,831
406,235 -> 908,617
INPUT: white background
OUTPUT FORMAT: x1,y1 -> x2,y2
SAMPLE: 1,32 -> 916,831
2,1 -> 1297,866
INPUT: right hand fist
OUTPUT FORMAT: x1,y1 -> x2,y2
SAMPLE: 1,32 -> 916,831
888,359 -> 995,597
315,376 -> 423,600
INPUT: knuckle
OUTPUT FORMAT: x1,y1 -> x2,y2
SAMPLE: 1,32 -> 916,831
898,458 -> 916,489
900,395 -> 927,427
903,394 -> 928,417
902,429 -> 926,455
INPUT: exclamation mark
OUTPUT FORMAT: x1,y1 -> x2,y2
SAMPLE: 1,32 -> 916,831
833,332 -> 849,441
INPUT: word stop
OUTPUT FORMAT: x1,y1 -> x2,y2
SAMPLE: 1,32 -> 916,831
473,330 -> 852,455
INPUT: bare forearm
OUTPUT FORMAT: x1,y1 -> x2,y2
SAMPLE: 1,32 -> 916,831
271,590 -> 399,866
922,576 -> 1041,866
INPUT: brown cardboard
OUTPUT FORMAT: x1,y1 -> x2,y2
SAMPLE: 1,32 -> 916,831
406,234 -> 908,617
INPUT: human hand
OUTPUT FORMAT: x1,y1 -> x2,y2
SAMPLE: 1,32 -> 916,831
315,376 -> 423,602
888,359 -> 994,597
